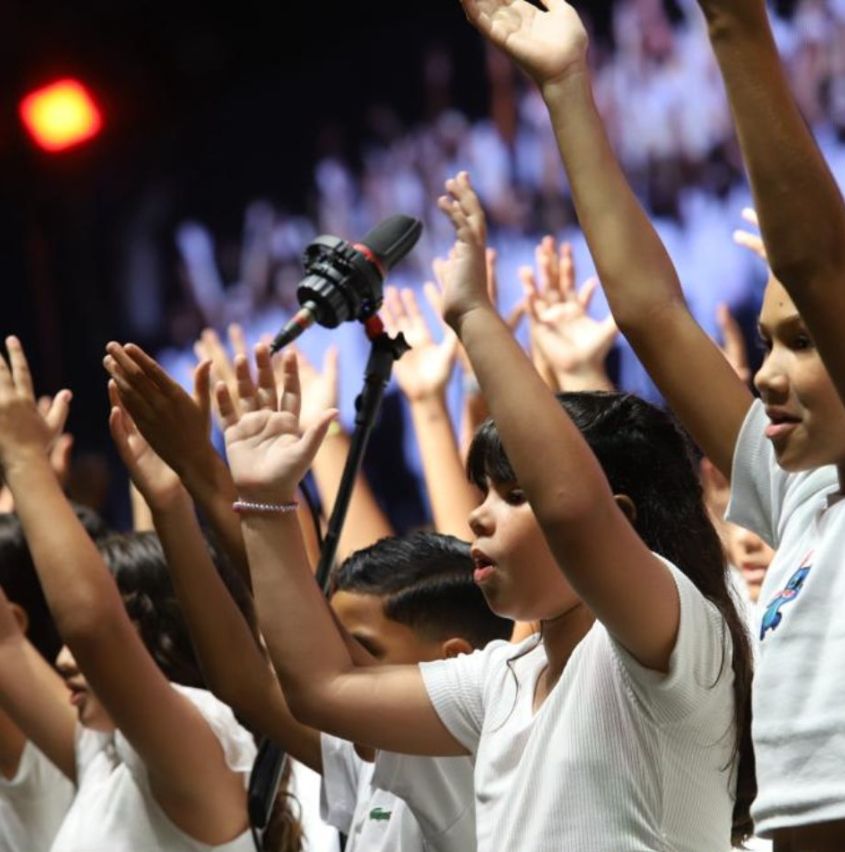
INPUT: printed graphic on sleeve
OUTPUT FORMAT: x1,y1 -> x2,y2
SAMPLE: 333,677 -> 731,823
760,552 -> 813,641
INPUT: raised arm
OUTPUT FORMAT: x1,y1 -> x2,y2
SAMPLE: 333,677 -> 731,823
439,172 -> 680,672
698,0 -> 845,407
0,337 -> 249,845
460,0 -> 751,476
0,587 -> 76,780
381,285 -> 477,540
217,344 -> 466,756
106,378 -> 323,772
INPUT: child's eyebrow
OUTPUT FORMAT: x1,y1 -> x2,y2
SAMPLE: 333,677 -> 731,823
757,312 -> 804,335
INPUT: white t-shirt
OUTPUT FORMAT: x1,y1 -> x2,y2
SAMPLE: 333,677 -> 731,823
728,399 -> 845,837
49,685 -> 257,852
420,561 -> 738,852
319,734 -> 475,852
0,740 -> 74,852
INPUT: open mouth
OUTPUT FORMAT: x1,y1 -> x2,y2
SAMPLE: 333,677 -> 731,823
764,408 -> 801,440
471,550 -> 497,584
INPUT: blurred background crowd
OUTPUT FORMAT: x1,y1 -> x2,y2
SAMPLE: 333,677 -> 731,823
3,0 -> 845,529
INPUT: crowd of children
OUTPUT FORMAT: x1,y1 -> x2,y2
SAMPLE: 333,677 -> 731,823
2,0 -> 844,850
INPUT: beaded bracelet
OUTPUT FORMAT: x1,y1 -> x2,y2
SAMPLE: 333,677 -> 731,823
232,499 -> 299,515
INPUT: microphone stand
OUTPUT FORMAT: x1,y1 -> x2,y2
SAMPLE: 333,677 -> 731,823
249,316 -> 409,850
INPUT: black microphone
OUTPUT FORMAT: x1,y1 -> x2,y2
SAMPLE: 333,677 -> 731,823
269,214 -> 423,353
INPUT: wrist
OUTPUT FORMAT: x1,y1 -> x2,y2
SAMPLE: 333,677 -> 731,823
1,448 -> 53,488
148,483 -> 191,518
554,366 -> 614,393
539,62 -> 591,106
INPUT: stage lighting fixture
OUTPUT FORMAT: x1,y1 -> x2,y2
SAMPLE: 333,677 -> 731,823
19,79 -> 103,152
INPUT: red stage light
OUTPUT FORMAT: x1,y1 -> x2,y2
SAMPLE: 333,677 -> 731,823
19,79 -> 103,152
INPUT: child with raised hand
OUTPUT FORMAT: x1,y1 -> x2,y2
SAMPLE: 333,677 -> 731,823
456,0 -> 844,845
105,340 -> 510,852
0,335 -> 258,851
217,172 -> 753,851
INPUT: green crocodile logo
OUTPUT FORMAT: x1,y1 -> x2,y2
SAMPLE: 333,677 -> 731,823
369,807 -> 392,822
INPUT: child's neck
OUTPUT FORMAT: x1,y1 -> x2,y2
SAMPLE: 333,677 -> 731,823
535,603 -> 595,711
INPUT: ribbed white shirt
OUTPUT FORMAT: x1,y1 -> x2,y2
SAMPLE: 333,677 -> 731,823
420,561 -> 737,852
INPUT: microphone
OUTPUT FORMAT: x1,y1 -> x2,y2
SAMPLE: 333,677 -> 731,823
269,214 -> 423,353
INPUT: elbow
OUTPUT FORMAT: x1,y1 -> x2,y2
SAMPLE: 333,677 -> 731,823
55,604 -> 123,652
284,684 -> 325,728
532,485 -> 609,538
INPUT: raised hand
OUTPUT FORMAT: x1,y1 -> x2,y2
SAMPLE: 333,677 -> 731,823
459,0 -> 588,88
381,285 -> 458,402
107,381 -> 183,513
0,337 -> 71,476
289,345 -> 340,432
217,344 -> 336,502
103,342 -> 213,480
194,324 -> 250,427
436,172 -> 494,329
519,239 -> 617,390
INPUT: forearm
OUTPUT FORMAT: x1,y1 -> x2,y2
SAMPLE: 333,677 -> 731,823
310,429 -> 393,559
152,494 -> 323,769
179,451 -> 251,584
242,512 -> 357,723
706,9 -> 845,278
453,307 -> 610,526
410,395 -> 475,539
152,492 -> 268,701
542,70 -> 686,330
542,68 -> 751,474
5,457 -> 122,641
704,9 -> 845,400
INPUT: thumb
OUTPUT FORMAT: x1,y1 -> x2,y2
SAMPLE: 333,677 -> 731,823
43,390 -> 73,438
298,409 -> 339,466
49,434 -> 74,486
193,360 -> 213,429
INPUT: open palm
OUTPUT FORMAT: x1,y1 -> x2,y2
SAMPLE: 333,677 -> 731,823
464,0 -> 588,86
216,344 -> 336,502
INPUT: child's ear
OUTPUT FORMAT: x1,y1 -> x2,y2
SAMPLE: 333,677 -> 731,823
613,493 -> 638,525
8,603 -> 29,635
441,637 -> 473,659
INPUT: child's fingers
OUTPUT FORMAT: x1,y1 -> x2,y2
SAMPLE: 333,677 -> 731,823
201,328 -> 236,381
192,360 -> 213,425
577,276 -> 600,312
108,405 -> 129,454
505,299 -> 527,333
431,257 -> 449,289
49,433 -> 73,484
214,382 -> 239,429
741,207 -> 759,229
423,280 -> 446,322
382,286 -> 405,331
298,408 -> 339,464
485,247 -> 499,305
234,354 -> 259,412
228,323 -> 248,359
278,350 -> 302,419
42,390 -> 72,438
717,304 -> 750,379
105,343 -> 155,395
733,229 -> 768,262
519,265 -> 539,298
322,346 -> 339,388
559,242 -> 575,299
399,288 -> 430,339
123,344 -> 177,396
5,337 -> 35,401
254,343 -> 278,411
